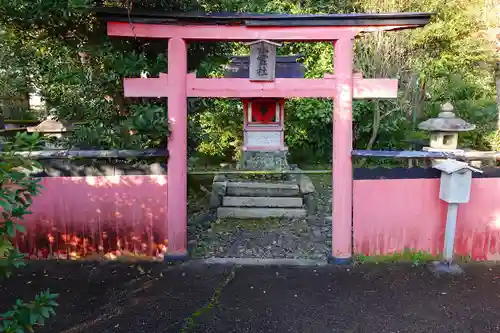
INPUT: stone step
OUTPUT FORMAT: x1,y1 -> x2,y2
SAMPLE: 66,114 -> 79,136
226,181 -> 300,197
223,196 -> 303,208
217,207 -> 307,219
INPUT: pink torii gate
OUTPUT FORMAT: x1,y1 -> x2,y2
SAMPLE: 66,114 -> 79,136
99,9 -> 432,262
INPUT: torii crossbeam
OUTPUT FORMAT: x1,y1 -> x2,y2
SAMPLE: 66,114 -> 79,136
124,73 -> 398,99
97,8 -> 432,263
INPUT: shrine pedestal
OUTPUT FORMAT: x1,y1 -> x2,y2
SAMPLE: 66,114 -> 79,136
240,149 -> 289,171
209,147 -> 317,220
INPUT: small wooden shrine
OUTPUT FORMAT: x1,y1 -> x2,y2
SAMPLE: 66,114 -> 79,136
207,52 -> 316,219
224,49 -> 306,171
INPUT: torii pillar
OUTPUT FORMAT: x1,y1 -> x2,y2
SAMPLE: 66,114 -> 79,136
331,37 -> 354,263
166,37 -> 188,259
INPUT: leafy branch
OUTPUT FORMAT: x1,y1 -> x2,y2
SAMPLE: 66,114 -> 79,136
0,132 -> 58,333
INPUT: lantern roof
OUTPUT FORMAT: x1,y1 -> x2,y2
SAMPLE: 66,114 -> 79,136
418,103 -> 476,133
244,39 -> 282,47
26,115 -> 73,133
94,7 -> 433,29
224,55 -> 305,79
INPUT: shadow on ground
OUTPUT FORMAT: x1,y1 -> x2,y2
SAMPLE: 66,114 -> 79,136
2,261 -> 500,332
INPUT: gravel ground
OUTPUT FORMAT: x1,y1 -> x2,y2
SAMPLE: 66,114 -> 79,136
190,174 -> 333,260
3,261 -> 500,333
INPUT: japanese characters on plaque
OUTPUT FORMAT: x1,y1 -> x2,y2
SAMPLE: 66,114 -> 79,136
246,40 -> 281,81
257,45 -> 269,77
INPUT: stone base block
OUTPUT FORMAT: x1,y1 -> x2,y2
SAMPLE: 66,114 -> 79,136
241,150 -> 289,171
223,196 -> 303,208
217,207 -> 307,219
226,181 -> 300,197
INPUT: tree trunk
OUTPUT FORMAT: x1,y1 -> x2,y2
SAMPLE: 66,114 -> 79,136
113,93 -> 128,116
496,62 -> 500,130
497,77 -> 500,130
416,77 -> 426,121
357,101 -> 381,168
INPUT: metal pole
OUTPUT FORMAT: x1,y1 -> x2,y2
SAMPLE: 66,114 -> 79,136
8,149 -> 167,160
443,202 -> 459,263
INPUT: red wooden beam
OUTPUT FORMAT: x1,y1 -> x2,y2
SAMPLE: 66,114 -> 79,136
123,73 -> 168,97
123,73 -> 398,99
187,74 -> 398,98
324,73 -> 398,99
353,78 -> 398,99
187,76 -> 333,98
108,22 -> 414,41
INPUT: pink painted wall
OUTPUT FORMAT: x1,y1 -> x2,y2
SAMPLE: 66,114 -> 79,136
353,177 -> 500,260
17,175 -> 168,259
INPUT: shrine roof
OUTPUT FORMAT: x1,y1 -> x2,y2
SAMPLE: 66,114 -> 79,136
225,55 -> 305,79
95,7 -> 432,28
229,55 -> 304,63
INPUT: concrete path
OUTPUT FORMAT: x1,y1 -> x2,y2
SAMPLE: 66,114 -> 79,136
2,261 -> 500,333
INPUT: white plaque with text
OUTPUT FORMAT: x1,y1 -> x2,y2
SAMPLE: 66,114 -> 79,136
246,131 -> 281,147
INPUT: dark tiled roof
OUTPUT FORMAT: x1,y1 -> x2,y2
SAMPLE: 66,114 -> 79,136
224,55 -> 305,79
94,7 -> 433,28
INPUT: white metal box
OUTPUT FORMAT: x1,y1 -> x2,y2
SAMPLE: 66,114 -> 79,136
433,159 -> 482,204
439,170 -> 472,203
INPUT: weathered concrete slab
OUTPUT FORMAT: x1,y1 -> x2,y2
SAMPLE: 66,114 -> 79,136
287,166 -> 316,194
222,196 -> 303,208
212,181 -> 228,196
7,262 -> 500,333
226,181 -> 300,197
303,193 -> 316,215
217,207 -> 307,219
193,264 -> 500,333
199,258 -> 326,266
227,182 -> 299,189
240,150 -> 289,171
0,261 -> 231,333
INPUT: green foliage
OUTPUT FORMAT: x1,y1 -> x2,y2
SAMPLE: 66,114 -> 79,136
0,0 -> 228,149
189,0 -> 498,163
69,103 -> 169,149
0,132 -> 58,333
285,98 -> 333,163
0,291 -> 58,333
0,0 -> 498,164
355,248 -> 438,266
195,99 -> 242,162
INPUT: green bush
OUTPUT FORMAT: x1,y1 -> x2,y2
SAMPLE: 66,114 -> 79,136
0,133 -> 58,333
0,0 -> 497,165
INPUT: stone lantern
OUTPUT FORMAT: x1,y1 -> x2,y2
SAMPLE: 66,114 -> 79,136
418,102 -> 475,165
27,115 -> 73,149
